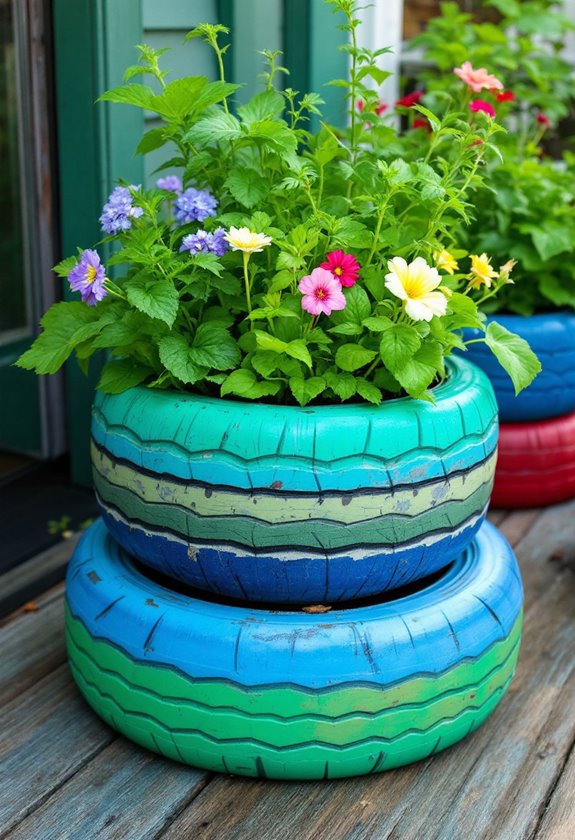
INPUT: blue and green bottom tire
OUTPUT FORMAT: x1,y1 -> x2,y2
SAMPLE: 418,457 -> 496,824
65,519 -> 523,780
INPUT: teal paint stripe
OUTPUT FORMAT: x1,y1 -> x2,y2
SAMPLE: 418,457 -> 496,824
91,410 -> 498,492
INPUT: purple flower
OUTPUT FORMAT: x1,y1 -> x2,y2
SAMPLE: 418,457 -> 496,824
179,227 -> 230,257
68,249 -> 108,306
156,175 -> 182,193
100,185 -> 144,234
211,227 -> 229,257
174,188 -> 218,224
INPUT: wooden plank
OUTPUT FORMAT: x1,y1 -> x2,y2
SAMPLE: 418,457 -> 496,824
0,664 -> 115,834
0,585 -> 66,705
497,509 -> 542,549
5,739 -> 212,840
159,502 -> 575,840
0,535 -> 78,618
534,740 -> 575,839
487,508 -> 508,526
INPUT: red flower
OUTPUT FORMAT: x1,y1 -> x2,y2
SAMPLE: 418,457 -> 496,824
320,250 -> 360,288
413,117 -> 429,130
396,90 -> 424,108
536,113 -> 551,127
470,99 -> 496,118
496,91 -> 516,103
357,99 -> 387,116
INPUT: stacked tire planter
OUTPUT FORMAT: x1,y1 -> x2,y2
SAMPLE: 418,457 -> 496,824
66,356 -> 524,780
465,312 -> 575,508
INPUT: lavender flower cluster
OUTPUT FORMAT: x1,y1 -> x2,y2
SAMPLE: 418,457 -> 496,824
179,228 -> 229,257
100,185 -> 144,235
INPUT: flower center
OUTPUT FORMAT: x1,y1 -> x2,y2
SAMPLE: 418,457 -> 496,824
85,265 -> 98,285
402,276 -> 427,299
315,287 -> 327,299
333,267 -> 343,276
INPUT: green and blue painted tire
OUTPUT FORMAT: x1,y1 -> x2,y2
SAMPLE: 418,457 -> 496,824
66,518 -> 523,780
91,356 -> 498,603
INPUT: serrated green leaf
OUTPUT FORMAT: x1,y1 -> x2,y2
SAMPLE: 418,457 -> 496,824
285,339 -> 312,369
248,120 -> 298,154
379,323 -> 422,372
125,275 -> 179,327
251,351 -> 280,378
238,89 -> 285,124
324,371 -> 357,401
254,330 -> 288,354
188,323 -> 240,370
225,168 -> 269,209
220,368 -> 281,399
335,344 -> 377,372
98,359 -> 152,394
356,378 -> 382,404
52,256 -> 78,278
331,285 -> 371,327
484,322 -> 542,395
362,316 -> 391,332
185,111 -> 242,145
15,302 -> 107,374
328,323 -> 364,336
412,104 -> 441,132
99,83 -> 156,110
137,127 -> 167,155
289,376 -> 326,406
158,335 -> 208,384
393,341 -> 442,398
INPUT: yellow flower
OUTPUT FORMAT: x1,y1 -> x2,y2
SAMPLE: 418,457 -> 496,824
469,253 -> 498,289
224,226 -> 272,253
499,259 -> 517,284
385,257 -> 448,322
434,248 -> 459,275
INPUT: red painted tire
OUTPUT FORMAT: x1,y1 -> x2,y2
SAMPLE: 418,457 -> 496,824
492,413 -> 575,508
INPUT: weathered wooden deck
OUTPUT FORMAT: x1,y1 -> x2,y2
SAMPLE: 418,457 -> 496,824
1,502 -> 575,840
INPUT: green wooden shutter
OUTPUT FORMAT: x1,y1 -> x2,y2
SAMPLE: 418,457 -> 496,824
53,0 -> 144,484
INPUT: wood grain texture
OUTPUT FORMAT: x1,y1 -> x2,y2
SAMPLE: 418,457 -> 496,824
535,740 -> 575,840
0,533 -> 77,618
155,502 -> 575,840
5,739 -> 211,840
3,501 -> 575,839
0,585 -> 66,705
0,665 -> 115,834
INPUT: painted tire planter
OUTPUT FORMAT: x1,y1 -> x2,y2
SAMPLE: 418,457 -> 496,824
464,312 -> 575,422
492,413 -> 575,508
66,518 -> 523,780
91,357 -> 498,604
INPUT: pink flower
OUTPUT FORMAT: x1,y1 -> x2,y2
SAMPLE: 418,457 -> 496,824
375,101 -> 388,116
470,99 -> 496,118
320,250 -> 360,288
413,117 -> 429,130
497,91 -> 516,103
536,113 -> 551,127
454,61 -> 503,93
396,90 -> 424,108
298,268 -> 347,316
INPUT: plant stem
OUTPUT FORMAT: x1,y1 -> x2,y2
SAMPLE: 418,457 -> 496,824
243,252 -> 253,322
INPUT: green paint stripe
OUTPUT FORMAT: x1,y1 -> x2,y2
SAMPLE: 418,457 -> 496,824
92,443 -> 497,525
66,607 -> 522,717
93,471 -> 494,549
67,629 -> 519,748
69,662 -> 513,776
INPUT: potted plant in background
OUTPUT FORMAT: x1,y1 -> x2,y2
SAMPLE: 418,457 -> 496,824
401,0 -> 575,506
17,0 -> 534,778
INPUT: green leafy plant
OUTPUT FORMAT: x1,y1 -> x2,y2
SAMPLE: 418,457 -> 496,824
403,0 -> 575,314
17,1 -> 540,404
